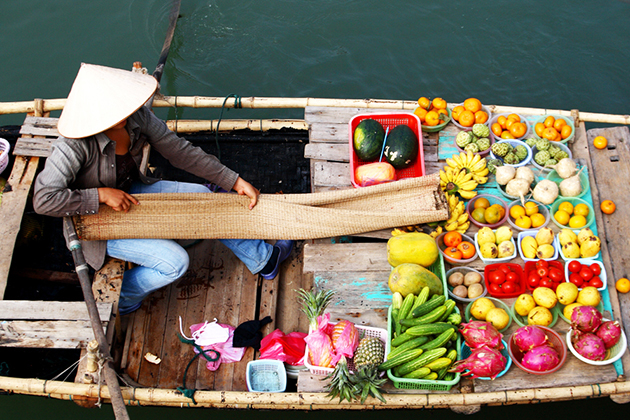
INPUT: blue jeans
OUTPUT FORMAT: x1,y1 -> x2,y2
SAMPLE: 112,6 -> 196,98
107,180 -> 273,313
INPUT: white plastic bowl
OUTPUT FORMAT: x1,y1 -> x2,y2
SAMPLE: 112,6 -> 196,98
490,140 -> 533,168
530,142 -> 573,173
507,199 -> 550,232
446,267 -> 487,303
566,319 -> 627,366
554,230 -> 601,261
474,232 -> 517,264
517,230 -> 559,262
564,259 -> 607,291
488,113 -> 530,141
452,103 -> 493,131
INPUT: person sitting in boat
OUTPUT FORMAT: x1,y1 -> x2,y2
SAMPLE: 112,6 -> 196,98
33,63 -> 293,315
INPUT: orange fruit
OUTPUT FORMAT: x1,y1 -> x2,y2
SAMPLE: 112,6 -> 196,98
497,115 -> 508,129
474,197 -> 491,209
471,207 -> 487,223
414,107 -> 428,122
543,116 -> 556,128
616,278 -> 630,294
554,210 -> 571,226
530,212 -> 546,228
475,110 -> 489,124
437,108 -> 449,123
444,231 -> 463,247
543,127 -> 559,141
514,215 -> 532,229
418,97 -> 431,110
535,122 -> 545,137
432,97 -> 447,110
553,118 -> 567,132
452,105 -> 465,121
457,241 -> 476,259
561,124 -> 572,139
509,122 -> 527,138
558,201 -> 574,215
524,201 -> 539,216
510,204 -> 526,219
569,214 -> 587,228
600,199 -> 616,214
484,206 -> 501,224
458,110 -> 475,127
507,113 -> 521,123
425,110 -> 440,126
593,136 -> 608,150
574,203 -> 590,217
491,123 -> 503,137
464,98 -> 482,113
490,203 -> 505,219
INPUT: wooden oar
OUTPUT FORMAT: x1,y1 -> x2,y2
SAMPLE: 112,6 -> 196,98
62,217 -> 130,420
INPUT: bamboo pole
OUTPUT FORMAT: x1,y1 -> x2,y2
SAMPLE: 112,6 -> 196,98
1,375 -> 629,409
165,119 -> 308,133
2,96 -> 629,125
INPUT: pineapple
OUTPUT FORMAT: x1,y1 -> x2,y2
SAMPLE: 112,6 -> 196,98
298,288 -> 335,330
353,336 -> 385,370
324,355 -> 355,403
351,336 -> 387,404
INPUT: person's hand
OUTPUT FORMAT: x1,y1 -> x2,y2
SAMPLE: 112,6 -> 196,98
232,177 -> 260,210
97,187 -> 140,212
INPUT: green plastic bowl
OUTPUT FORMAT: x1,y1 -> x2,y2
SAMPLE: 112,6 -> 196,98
545,169 -> 590,199
510,300 -> 559,328
550,197 -> 595,230
465,296 -> 513,333
533,114 -> 575,145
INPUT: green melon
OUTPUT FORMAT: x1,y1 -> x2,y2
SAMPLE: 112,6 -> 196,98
353,119 -> 385,161
383,124 -> 419,169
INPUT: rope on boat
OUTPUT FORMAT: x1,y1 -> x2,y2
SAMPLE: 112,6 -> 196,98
176,333 -> 221,404
214,94 -> 242,160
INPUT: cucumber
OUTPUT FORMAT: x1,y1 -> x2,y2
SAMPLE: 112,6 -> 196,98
387,336 -> 430,360
405,322 -> 455,337
400,305 -> 447,327
398,293 -> 416,320
436,349 -> 459,380
395,347 -> 448,377
420,372 -> 439,380
391,331 -> 415,347
391,292 -> 404,311
378,348 -> 424,371
419,328 -> 455,351
406,287 -> 430,319
410,295 -> 445,318
402,367 -> 432,379
438,299 -> 457,322
422,357 -> 453,371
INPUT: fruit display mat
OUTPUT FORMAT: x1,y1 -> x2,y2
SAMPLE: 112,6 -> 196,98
299,106 -> 630,394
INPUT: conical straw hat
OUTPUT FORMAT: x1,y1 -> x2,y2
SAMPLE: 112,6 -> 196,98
58,63 -> 158,139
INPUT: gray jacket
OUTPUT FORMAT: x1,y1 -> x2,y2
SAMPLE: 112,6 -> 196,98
33,106 -> 239,270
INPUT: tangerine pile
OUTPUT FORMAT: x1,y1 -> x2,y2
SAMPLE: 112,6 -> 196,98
509,201 -> 546,229
451,98 -> 489,128
491,114 -> 528,140
554,201 -> 589,228
470,197 -> 506,225
534,116 -> 572,142
414,97 -> 449,127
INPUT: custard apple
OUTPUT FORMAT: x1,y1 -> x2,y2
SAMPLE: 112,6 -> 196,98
548,145 -> 561,158
555,150 -> 569,161
534,150 -> 551,166
465,143 -> 480,153
487,159 -> 503,174
491,142 -> 510,157
535,138 -> 550,151
546,158 -> 558,166
476,137 -> 491,151
456,131 -> 473,148
525,138 -> 538,148
514,145 -> 528,161
472,123 -> 490,138
504,151 -> 519,165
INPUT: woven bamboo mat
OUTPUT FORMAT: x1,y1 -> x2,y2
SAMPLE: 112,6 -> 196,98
74,174 -> 448,240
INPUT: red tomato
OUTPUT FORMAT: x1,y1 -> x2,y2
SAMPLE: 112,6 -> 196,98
499,264 -> 512,274
506,271 -> 520,284
536,260 -> 549,269
489,283 -> 502,294
489,270 -> 506,285
501,281 -> 517,294
537,267 -> 549,278
589,263 -> 602,276
569,273 -> 584,287
568,260 -> 582,273
579,266 -> 594,281
589,276 -> 604,289
548,268 -> 564,283
539,277 -> 553,289
527,272 -> 540,288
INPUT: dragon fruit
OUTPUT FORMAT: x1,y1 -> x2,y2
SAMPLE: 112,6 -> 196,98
512,326 -> 548,353
450,346 -> 507,379
571,305 -> 603,333
521,344 -> 560,372
573,332 -> 607,361
459,321 -> 504,350
596,320 -> 622,349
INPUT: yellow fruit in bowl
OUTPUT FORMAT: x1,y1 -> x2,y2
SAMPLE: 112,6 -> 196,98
535,227 -> 554,245
577,228 -> 594,245
577,286 -> 601,307
569,215 -> 586,228
480,242 -> 498,259
495,226 -> 513,244
477,227 -> 496,245
533,287 -> 558,309
486,307 -> 510,330
558,201 -> 574,215
563,302 -> 583,320
556,282 -> 579,305
470,297 -> 496,320
530,213 -> 546,228
514,293 -> 536,316
515,215 -> 532,229
524,201 -> 539,216
558,228 -> 578,246
574,203 -> 590,217
520,236 -> 538,259
536,243 -> 556,259
528,306 -> 554,326
554,210 -> 570,226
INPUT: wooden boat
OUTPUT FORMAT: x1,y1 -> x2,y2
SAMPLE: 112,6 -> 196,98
1,95 -> 630,413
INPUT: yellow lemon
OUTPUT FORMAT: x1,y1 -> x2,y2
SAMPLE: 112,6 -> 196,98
514,215 -> 532,229
524,201 -> 539,216
574,203 -> 590,217
569,215 -> 587,228
530,212 -> 547,228
554,210 -> 571,226
510,205 -> 526,219
577,286 -> 601,307
556,282 -> 579,305
558,201 -> 574,215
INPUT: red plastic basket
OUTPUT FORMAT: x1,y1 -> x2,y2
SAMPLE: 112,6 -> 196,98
348,113 -> 425,188
484,262 -> 526,298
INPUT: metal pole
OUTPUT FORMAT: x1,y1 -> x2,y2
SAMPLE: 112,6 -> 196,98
63,217 -> 131,420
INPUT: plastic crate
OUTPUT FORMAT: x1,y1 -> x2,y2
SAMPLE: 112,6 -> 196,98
386,305 -> 461,391
246,360 -> 287,392
348,113 -> 425,188
303,324 -> 388,376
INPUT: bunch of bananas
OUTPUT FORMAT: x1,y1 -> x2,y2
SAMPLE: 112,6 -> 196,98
439,166 -> 478,200
445,151 -> 489,184
444,194 -> 470,233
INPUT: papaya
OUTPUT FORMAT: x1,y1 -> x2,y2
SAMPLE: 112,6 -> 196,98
387,231 -> 438,268
388,263 -> 443,298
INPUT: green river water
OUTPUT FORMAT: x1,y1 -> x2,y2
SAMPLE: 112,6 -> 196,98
1,0 -> 630,417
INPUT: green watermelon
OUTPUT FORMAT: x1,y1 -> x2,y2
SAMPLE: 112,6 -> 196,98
384,124 -> 419,169
353,119 -> 385,161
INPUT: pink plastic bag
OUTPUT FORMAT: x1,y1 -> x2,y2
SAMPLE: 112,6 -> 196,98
304,314 -> 336,368
190,322 -> 245,372
259,329 -> 307,366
